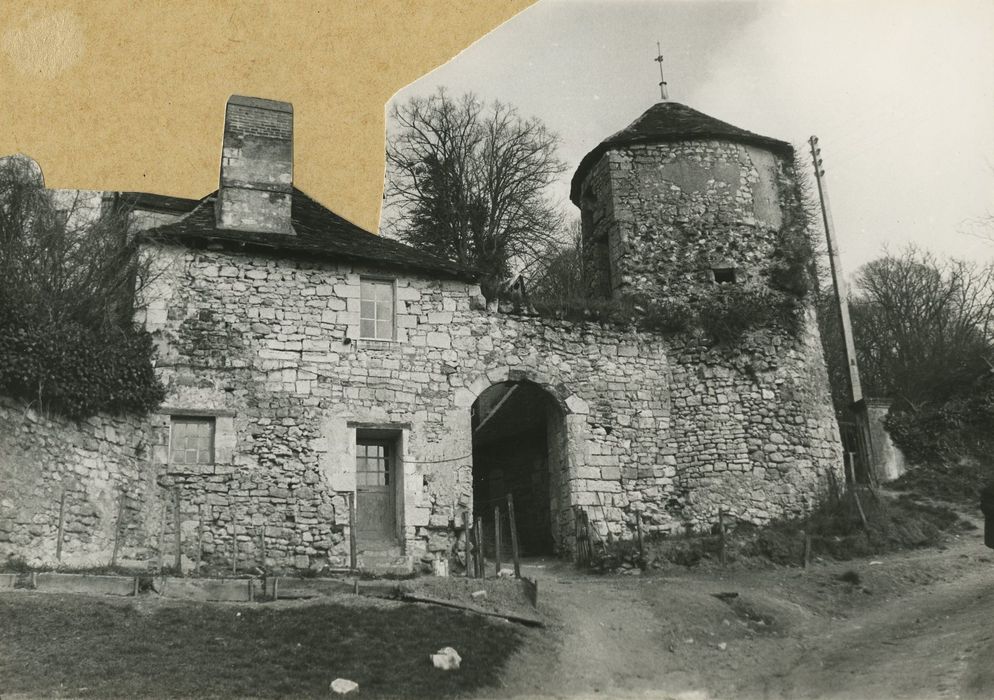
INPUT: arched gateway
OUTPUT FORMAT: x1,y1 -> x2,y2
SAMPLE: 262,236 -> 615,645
470,380 -> 570,557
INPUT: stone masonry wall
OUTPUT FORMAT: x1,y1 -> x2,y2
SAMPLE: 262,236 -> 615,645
0,396 -> 164,568
128,240 -> 842,570
0,231 -> 842,575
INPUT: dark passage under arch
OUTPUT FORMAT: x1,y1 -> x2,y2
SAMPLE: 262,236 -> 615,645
471,381 -> 565,557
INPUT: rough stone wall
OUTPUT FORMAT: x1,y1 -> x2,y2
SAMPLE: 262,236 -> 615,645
580,140 -> 795,299
0,232 -> 842,570
125,241 -> 842,570
661,316 -> 842,530
0,396 -> 164,568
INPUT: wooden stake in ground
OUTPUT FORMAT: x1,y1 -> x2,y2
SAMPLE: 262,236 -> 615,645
259,524 -> 267,567
111,491 -> 126,568
494,505 -> 502,577
474,516 -> 484,579
156,502 -> 167,572
230,508 -> 238,575
56,485 -> 66,562
506,494 -> 521,579
802,530 -> 812,569
348,492 -> 357,571
844,460 -> 870,531
173,489 -> 182,573
718,509 -> 727,567
196,504 -> 204,574
635,510 -> 645,564
462,509 -> 472,578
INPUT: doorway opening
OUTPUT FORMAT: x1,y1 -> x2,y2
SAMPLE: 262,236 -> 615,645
471,381 -> 566,558
355,430 -> 402,550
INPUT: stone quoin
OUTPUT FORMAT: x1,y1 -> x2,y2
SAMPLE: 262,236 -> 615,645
0,96 -> 843,572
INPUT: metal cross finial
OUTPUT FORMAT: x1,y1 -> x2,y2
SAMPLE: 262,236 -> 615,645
654,42 -> 669,101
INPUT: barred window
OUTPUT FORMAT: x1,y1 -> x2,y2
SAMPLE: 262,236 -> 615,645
360,279 -> 394,340
170,417 -> 215,465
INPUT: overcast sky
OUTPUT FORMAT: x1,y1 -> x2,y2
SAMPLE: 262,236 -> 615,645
390,0 -> 994,277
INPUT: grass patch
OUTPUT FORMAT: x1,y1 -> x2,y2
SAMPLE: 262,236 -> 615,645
0,594 -> 523,698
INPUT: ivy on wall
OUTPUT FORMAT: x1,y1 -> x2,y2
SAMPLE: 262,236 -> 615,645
0,308 -> 164,420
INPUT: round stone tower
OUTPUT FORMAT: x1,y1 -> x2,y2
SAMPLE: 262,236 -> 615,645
570,102 -> 800,301
567,102 -> 845,533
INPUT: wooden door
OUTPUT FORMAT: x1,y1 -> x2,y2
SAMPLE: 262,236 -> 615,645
356,440 -> 396,545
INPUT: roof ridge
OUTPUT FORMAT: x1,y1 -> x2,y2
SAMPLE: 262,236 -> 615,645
139,187 -> 477,282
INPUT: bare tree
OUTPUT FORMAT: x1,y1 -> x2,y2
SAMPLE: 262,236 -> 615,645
528,218 -> 590,302
384,89 -> 567,298
0,164 -> 149,330
834,247 -> 994,410
0,156 -> 163,418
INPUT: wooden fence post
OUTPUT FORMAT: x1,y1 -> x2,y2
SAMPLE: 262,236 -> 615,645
230,508 -> 238,575
173,489 -> 182,573
474,516 -> 484,579
462,510 -> 471,578
494,505 -> 502,577
156,502 -> 167,572
844,460 -> 869,531
348,492 -> 358,571
196,504 -> 204,574
56,486 -> 67,563
635,510 -> 645,564
259,524 -> 267,567
111,491 -> 125,568
718,509 -> 727,568
506,494 -> 521,579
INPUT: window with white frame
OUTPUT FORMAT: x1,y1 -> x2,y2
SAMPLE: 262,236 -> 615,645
169,416 -> 215,465
360,278 -> 394,340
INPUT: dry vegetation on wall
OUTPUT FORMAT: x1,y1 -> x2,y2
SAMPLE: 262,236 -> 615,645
525,158 -> 819,347
526,222 -> 814,346
0,161 -> 164,419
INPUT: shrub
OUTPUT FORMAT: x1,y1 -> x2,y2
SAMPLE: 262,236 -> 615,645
885,376 -> 994,466
0,308 -> 164,420
0,165 -> 164,419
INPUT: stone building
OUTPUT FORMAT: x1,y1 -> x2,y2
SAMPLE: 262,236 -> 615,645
0,96 -> 843,573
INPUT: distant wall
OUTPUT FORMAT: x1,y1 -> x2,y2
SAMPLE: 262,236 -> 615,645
865,398 -> 907,482
0,396 -> 162,568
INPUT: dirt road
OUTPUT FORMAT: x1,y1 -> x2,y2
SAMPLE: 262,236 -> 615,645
488,527 -> 994,700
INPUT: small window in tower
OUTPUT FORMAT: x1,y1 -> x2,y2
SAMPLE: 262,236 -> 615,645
712,267 -> 738,285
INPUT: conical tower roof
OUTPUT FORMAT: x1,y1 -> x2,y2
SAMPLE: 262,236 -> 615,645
570,102 -> 793,204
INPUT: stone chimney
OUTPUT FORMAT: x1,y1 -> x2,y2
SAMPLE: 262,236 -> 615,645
216,95 -> 294,234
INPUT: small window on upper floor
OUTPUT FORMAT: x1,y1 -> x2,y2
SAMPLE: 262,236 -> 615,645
360,278 -> 395,340
712,267 -> 738,285
170,416 -> 215,465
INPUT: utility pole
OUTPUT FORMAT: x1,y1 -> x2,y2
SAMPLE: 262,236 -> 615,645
654,42 -> 669,101
809,135 -> 863,405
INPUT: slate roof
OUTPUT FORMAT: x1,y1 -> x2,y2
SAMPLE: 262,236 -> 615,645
141,188 -> 477,281
570,102 -> 793,204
